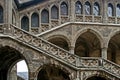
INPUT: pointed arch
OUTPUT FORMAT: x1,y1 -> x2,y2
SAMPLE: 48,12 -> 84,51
60,2 -> 68,15
21,16 -> 29,31
74,28 -> 103,57
116,4 -> 120,17
85,1 -> 91,15
41,9 -> 49,23
31,12 -> 39,27
93,2 -> 100,16
108,3 -> 114,17
75,1 -> 82,14
51,5 -> 59,19
0,6 -> 3,23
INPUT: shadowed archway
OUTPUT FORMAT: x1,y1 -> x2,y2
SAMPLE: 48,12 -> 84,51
48,37 -> 69,51
0,46 -> 26,80
37,64 -> 70,80
75,31 -> 101,57
86,76 -> 107,80
108,33 -> 120,65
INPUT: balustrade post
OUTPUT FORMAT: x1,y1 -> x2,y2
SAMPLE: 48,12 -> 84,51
76,71 -> 80,80
101,47 -> 107,59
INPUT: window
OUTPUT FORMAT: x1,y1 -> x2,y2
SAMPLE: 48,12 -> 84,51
31,13 -> 39,27
61,2 -> 68,15
108,3 -> 113,17
93,2 -> 100,16
116,4 -> 120,17
85,2 -> 91,15
21,16 -> 29,31
0,6 -> 3,23
51,5 -> 59,19
75,1 -> 82,14
41,9 -> 49,23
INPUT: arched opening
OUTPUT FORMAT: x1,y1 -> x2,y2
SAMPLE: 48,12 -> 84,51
41,9 -> 49,23
75,31 -> 101,57
0,6 -> 3,23
108,3 -> 114,17
108,33 -> 120,65
21,16 -> 29,31
86,76 -> 107,80
61,2 -> 68,15
9,60 -> 28,80
37,64 -> 70,80
93,2 -> 100,16
48,37 -> 69,51
116,4 -> 120,17
75,1 -> 82,14
51,5 -> 59,19
0,46 -> 28,80
31,12 -> 39,27
85,1 -> 91,15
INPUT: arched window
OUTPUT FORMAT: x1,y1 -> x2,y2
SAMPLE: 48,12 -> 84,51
61,2 -> 68,15
31,13 -> 39,27
75,1 -> 82,14
85,2 -> 91,15
0,6 -> 3,23
21,16 -> 29,31
116,4 -> 120,17
41,9 -> 49,23
51,5 -> 59,19
108,3 -> 114,17
93,2 -> 100,16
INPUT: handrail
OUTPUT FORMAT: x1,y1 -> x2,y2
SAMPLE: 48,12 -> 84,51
0,23 -> 120,79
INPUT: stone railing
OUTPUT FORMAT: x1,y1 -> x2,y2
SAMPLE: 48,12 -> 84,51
0,24 -> 120,79
102,59 -> 120,77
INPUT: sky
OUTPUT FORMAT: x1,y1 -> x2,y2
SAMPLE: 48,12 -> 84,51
17,60 -> 28,72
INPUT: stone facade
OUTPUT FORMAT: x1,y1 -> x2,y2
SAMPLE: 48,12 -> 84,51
0,0 -> 120,80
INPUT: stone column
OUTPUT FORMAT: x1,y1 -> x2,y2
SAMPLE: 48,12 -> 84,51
101,47 -> 108,59
70,0 -> 75,22
69,46 -> 75,54
102,0 -> 108,23
5,0 -> 12,24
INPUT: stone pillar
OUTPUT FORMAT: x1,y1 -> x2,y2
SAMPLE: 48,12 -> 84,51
70,0 -> 75,22
102,0 -> 107,23
69,46 -> 75,54
101,47 -> 108,59
5,0 -> 12,24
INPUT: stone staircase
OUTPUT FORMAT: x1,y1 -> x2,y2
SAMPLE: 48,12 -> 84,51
0,24 -> 120,79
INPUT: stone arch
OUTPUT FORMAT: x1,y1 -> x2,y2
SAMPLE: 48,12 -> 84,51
0,45 -> 29,80
36,64 -> 71,80
93,2 -> 100,16
74,28 -> 103,57
107,30 -> 120,64
75,0 -> 83,14
86,76 -> 109,80
84,72 -> 111,80
51,5 -> 59,19
31,12 -> 39,27
47,35 -> 71,51
60,1 -> 69,15
73,28 -> 103,48
41,9 -> 49,23
84,1 -> 91,15
21,15 -> 29,31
